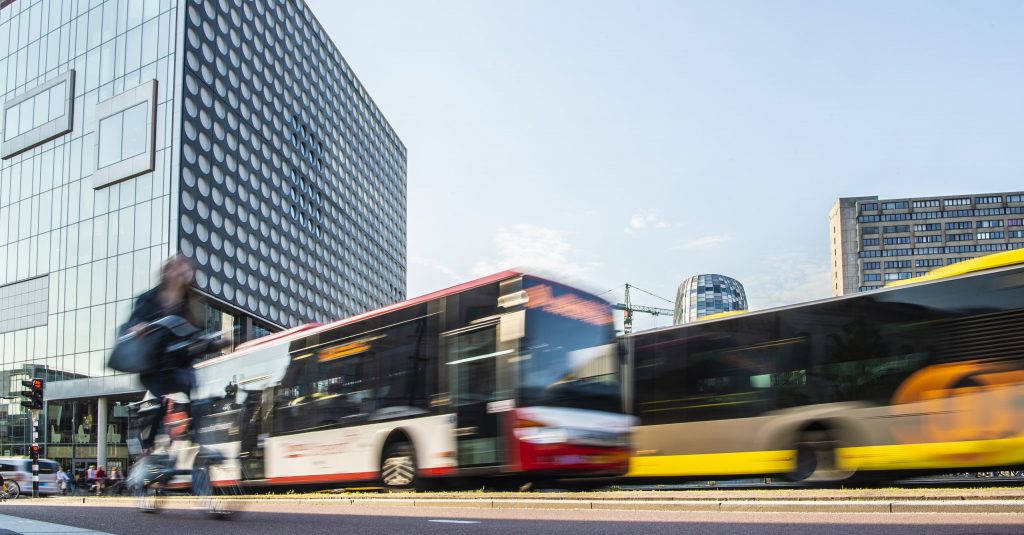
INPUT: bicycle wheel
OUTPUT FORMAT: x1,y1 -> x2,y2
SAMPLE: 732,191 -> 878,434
132,481 -> 161,513
192,466 -> 243,519
129,459 -> 161,513
2,480 -> 20,500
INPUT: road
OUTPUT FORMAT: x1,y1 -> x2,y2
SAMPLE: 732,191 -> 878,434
1,501 -> 1022,535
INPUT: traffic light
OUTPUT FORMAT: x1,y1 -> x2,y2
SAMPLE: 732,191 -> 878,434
29,444 -> 40,460
20,378 -> 44,410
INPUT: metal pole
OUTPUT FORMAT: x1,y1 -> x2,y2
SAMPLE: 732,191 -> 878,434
97,397 -> 108,470
30,409 -> 39,498
42,400 -> 48,455
71,402 -> 77,480
623,284 -> 633,334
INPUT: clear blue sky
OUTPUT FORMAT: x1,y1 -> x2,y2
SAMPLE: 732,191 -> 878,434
308,0 -> 1024,330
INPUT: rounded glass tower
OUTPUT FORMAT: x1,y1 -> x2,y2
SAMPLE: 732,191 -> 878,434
674,274 -> 748,324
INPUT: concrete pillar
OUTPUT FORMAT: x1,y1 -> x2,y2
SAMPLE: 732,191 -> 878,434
97,397 -> 107,469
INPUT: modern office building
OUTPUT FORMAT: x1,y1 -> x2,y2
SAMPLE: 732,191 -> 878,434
0,0 -> 406,471
674,274 -> 748,324
829,192 -> 1024,296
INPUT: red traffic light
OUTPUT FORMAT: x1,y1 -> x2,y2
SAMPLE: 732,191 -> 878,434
21,378 -> 43,390
20,378 -> 44,410
30,444 -> 39,454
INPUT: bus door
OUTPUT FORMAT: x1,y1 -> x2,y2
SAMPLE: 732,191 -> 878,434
237,388 -> 270,480
445,323 -> 511,469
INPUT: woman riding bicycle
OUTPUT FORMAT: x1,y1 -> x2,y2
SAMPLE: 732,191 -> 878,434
119,255 -> 238,517
123,255 -> 226,451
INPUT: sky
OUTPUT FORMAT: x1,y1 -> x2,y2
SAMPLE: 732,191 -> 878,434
307,0 -> 1024,331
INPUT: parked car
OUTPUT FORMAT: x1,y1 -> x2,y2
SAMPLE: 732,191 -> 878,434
0,457 -> 60,498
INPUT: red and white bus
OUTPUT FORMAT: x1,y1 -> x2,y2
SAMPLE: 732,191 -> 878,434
186,271 -> 633,489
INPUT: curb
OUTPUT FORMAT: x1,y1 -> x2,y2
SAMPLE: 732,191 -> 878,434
890,500 -> 1024,514
29,497 -> 1024,513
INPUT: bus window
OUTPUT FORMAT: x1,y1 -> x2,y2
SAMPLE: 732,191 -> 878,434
519,283 -> 620,414
449,327 -> 500,406
811,309 -> 931,404
681,347 -> 772,421
445,284 -> 501,330
273,352 -> 318,434
634,334 -> 692,425
635,326 -> 805,424
374,316 -> 437,415
310,350 -> 374,427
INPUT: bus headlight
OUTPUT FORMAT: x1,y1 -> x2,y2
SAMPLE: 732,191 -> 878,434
514,425 -> 570,444
514,418 -> 570,444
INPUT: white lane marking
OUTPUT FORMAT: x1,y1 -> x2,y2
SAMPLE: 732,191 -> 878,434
429,519 -> 482,524
0,513 -> 115,534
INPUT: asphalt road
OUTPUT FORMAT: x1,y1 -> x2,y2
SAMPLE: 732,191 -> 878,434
2,502 -> 1022,535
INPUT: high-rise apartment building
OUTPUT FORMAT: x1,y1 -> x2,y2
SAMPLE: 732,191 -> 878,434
0,0 -> 406,469
830,192 -> 1024,296
674,274 -> 748,324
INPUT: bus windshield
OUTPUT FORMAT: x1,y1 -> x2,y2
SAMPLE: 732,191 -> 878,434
519,281 -> 622,413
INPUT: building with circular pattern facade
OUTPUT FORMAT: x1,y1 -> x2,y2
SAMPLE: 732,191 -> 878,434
178,0 -> 406,328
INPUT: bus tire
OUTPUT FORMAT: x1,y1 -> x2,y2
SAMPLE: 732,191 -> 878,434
789,427 -> 854,484
381,441 -> 417,490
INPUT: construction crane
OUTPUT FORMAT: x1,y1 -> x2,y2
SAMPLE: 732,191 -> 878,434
609,283 -> 674,334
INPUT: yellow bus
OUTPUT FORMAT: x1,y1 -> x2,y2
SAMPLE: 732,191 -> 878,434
624,250 -> 1024,482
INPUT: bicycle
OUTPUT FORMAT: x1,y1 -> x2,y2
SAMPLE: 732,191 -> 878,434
1,479 -> 19,501
102,479 -> 129,496
127,398 -> 245,518
71,479 -> 127,497
115,314 -> 242,518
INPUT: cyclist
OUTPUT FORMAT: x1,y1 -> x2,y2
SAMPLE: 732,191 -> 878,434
122,255 -> 227,451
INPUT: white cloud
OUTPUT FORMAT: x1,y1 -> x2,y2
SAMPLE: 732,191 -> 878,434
741,253 -> 832,310
672,234 -> 730,250
471,224 -> 597,280
626,211 -> 670,233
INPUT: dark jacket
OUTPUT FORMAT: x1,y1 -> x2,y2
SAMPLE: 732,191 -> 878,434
121,288 -> 189,335
124,288 -> 197,396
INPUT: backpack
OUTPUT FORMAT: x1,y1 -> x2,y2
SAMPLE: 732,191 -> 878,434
108,316 -> 199,373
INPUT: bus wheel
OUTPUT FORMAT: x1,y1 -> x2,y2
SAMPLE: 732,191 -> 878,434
789,428 -> 853,484
381,442 -> 417,490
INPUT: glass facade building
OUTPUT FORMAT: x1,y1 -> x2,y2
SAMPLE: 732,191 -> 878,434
829,192 -> 1024,295
0,0 -> 406,472
674,274 -> 748,324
